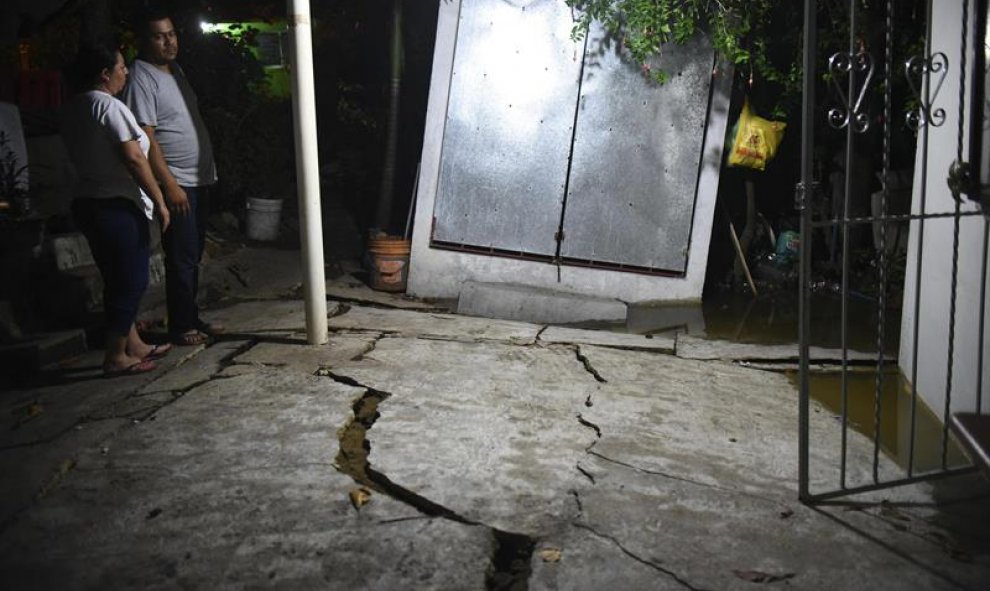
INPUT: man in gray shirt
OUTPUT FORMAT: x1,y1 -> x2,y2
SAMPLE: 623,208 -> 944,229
124,6 -> 220,346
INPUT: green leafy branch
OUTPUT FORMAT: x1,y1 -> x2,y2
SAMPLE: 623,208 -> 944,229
565,0 -> 799,113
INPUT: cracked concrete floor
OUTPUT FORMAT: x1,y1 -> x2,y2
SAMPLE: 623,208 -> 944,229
2,294 -> 989,590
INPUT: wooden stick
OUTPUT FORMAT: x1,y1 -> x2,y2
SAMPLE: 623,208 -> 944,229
728,218 -> 759,297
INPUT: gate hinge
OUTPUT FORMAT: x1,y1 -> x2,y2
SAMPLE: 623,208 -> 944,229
794,181 -> 818,212
947,159 -> 974,200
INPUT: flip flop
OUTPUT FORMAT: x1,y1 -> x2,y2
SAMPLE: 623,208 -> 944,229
143,343 -> 173,361
173,330 -> 209,346
104,359 -> 157,378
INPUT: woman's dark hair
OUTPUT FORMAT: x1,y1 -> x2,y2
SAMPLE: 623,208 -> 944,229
67,40 -> 120,92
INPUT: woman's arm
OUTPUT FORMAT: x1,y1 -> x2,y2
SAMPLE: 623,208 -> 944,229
118,139 -> 170,232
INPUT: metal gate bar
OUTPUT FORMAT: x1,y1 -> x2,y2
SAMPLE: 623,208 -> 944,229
906,0 -> 936,480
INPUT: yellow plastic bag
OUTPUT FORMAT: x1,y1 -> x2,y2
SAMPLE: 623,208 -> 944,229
727,99 -> 786,171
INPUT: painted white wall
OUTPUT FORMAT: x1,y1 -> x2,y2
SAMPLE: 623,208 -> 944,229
407,0 -> 731,304
900,0 -> 990,418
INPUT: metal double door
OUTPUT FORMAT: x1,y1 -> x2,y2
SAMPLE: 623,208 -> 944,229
431,0 -> 716,274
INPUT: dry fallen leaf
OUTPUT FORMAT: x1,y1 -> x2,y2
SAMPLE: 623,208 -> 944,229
349,487 -> 372,510
538,547 -> 562,563
732,570 -> 795,584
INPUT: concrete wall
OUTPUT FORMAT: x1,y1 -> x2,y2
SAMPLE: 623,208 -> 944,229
406,0 -> 731,304
900,0 -> 990,417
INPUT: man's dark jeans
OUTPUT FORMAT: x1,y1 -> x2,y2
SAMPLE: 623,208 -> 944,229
164,185 -> 209,337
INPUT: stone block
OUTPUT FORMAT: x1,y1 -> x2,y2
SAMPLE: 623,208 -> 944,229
50,233 -> 94,271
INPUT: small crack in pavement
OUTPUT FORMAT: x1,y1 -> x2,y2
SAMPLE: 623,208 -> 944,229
587,450 -> 786,509
573,522 -> 709,591
349,333 -> 387,362
576,465 -> 596,485
573,346 -> 607,383
576,414 -> 602,439
569,489 -> 584,515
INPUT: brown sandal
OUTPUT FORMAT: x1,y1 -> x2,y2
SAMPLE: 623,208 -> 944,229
174,330 -> 209,346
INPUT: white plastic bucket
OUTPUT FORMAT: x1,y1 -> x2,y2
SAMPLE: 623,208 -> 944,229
245,197 -> 283,241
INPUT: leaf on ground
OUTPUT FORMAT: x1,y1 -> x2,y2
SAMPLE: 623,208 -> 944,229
779,508 -> 794,519
732,570 -> 795,584
538,547 -> 562,563
349,487 -> 372,510
35,459 -> 76,500
12,402 -> 44,427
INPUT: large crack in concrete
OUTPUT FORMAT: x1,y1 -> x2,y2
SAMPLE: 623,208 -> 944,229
323,370 -> 538,590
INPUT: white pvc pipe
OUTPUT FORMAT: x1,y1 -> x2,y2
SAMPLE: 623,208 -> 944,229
287,0 -> 328,344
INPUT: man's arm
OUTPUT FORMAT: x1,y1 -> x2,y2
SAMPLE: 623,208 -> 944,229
141,124 -> 190,216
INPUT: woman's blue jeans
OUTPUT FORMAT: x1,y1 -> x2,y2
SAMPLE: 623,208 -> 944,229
71,198 -> 150,337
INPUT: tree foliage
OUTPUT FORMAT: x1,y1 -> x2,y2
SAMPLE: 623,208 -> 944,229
565,0 -> 794,85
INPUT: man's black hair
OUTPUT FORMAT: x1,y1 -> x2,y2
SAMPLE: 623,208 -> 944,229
132,5 -> 173,36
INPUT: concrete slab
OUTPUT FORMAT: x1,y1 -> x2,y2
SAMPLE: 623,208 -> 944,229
232,334 -> 379,374
2,348 -> 177,449
200,246 -> 305,301
137,339 -> 246,395
3,239 -> 988,590
327,304 -> 540,344
0,369 -> 494,589
533,455 -> 990,591
676,334 -> 885,363
456,281 -> 627,325
0,417 -> 129,527
199,300 -> 340,335
575,344 -> 902,496
326,274 -> 443,311
540,326 -> 674,353
333,337 -> 598,536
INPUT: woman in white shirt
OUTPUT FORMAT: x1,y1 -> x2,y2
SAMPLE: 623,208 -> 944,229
61,42 -> 172,377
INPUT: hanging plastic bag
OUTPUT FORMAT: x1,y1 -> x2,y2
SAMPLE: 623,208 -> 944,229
727,98 -> 787,171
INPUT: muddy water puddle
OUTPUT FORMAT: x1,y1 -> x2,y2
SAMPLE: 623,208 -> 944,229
624,291 -> 968,472
800,369 -> 967,472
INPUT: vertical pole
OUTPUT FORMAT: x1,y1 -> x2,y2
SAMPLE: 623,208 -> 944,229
799,0 -> 818,503
288,0 -> 329,344
841,0 -> 856,487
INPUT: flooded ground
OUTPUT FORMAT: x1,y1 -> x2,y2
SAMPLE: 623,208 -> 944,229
802,369 -> 968,473
627,290 -> 968,474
